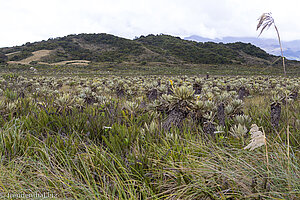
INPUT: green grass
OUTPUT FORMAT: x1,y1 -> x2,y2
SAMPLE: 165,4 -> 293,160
0,72 -> 298,199
0,108 -> 298,199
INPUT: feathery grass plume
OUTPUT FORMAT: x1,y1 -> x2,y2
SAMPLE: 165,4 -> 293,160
257,12 -> 286,75
244,124 -> 271,191
244,124 -> 265,151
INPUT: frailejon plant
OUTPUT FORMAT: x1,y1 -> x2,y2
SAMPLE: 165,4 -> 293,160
162,85 -> 194,130
257,12 -> 286,75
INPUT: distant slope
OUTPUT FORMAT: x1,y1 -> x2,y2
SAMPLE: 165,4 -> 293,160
135,34 -> 239,64
185,35 -> 300,61
135,34 -> 280,65
0,33 -> 294,66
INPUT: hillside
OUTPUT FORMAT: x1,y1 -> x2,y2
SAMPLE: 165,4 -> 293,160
0,33 -> 295,66
185,35 -> 300,61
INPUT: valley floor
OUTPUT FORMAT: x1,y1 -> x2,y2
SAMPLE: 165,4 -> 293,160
0,68 -> 299,199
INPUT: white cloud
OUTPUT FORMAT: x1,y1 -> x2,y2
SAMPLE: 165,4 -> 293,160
0,0 -> 300,47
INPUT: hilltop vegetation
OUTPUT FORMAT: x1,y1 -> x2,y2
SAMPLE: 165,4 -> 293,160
1,34 -> 144,63
0,33 -> 290,66
0,52 -> 8,64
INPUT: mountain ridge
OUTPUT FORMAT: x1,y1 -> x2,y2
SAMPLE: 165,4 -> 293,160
0,33 -> 297,67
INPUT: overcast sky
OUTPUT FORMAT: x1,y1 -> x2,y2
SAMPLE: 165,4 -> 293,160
1,0 -> 299,47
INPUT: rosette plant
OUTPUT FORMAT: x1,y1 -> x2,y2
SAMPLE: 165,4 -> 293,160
162,85 -> 195,130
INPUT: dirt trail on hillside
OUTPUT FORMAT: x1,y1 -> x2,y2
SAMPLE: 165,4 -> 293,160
7,50 -> 91,66
51,60 -> 90,65
8,50 -> 53,64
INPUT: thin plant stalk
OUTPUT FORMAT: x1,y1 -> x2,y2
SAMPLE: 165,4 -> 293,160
287,124 -> 290,190
262,127 -> 269,174
285,92 -> 291,191
257,12 -> 286,76
262,126 -> 270,194
274,25 -> 286,75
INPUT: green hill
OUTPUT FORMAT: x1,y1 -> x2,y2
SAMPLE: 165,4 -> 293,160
0,33 -> 292,66
0,52 -> 7,64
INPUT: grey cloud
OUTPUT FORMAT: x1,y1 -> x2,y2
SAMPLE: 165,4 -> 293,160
0,0 -> 299,47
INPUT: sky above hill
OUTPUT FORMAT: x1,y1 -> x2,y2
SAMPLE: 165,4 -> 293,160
1,0 -> 299,47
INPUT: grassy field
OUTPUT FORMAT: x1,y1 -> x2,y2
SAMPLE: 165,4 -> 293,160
1,62 -> 300,76
0,65 -> 299,199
